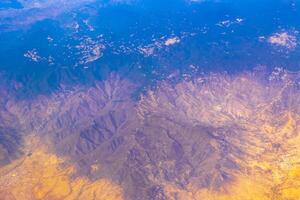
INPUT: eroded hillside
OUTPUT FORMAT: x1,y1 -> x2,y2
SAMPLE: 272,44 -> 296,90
1,69 -> 300,200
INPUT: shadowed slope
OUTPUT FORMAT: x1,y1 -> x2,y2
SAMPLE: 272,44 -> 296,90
0,127 -> 23,166
136,69 -> 300,199
1,70 -> 300,199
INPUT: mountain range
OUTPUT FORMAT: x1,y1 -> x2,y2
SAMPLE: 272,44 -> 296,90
1,69 -> 300,199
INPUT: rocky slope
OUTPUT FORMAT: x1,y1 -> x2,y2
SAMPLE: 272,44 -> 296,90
1,69 -> 300,199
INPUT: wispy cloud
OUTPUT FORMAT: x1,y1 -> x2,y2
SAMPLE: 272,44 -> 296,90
268,31 -> 298,50
0,0 -> 140,30
0,0 -> 97,30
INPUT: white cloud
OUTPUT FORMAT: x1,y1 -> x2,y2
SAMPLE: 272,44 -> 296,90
268,32 -> 297,50
164,37 -> 181,46
24,49 -> 41,62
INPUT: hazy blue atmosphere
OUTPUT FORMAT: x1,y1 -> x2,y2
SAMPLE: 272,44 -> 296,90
1,0 -> 299,95
1,1 -> 300,200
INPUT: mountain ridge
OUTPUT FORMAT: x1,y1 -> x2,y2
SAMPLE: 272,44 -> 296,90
1,70 -> 300,199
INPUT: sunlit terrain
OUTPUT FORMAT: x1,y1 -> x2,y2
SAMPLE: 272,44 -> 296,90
1,69 -> 300,199
1,0 -> 300,200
